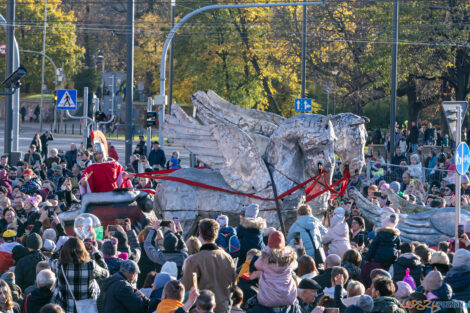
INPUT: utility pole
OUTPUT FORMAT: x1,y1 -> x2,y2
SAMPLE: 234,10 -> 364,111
39,0 -> 47,132
168,0 -> 176,114
4,0 -> 15,157
300,0 -> 307,98
389,0 -> 399,161
125,0 -> 135,164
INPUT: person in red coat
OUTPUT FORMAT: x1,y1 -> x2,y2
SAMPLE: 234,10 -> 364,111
80,133 -> 134,194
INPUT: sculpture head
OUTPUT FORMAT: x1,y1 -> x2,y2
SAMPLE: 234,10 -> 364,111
330,113 -> 368,176
266,114 -> 336,181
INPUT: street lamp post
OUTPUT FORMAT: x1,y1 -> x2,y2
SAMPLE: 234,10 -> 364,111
96,50 -> 105,102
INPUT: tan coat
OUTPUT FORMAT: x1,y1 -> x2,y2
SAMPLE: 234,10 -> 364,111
182,243 -> 236,313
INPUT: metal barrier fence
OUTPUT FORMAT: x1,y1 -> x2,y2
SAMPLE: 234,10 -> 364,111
366,161 -> 455,186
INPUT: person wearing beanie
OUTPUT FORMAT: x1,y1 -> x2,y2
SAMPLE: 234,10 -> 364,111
429,251 -> 451,277
14,233 -> 47,290
147,273 -> 175,312
287,204 -> 326,268
252,230 -> 298,308
215,215 -> 240,259
362,214 -> 400,288
237,204 -> 267,266
20,168 -> 42,196
394,281 -> 412,300
356,295 -> 374,313
423,270 -> 465,313
0,229 -> 21,273
144,222 -> 188,277
322,207 -> 351,258
102,238 -> 124,275
443,249 -> 470,302
390,243 -> 423,287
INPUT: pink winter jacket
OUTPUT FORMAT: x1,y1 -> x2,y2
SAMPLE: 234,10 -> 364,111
322,221 -> 351,258
255,255 -> 298,307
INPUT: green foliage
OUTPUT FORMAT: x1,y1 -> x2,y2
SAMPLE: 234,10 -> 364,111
72,67 -> 100,97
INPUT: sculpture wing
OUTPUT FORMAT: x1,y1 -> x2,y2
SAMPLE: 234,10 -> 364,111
191,90 -> 285,137
352,190 -> 470,245
163,104 -> 272,194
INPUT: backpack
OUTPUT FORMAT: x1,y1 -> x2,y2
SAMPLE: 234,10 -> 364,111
216,227 -> 240,258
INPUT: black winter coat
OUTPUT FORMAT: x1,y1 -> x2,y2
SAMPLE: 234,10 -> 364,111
102,272 -> 149,313
342,261 -> 361,282
137,242 -> 157,289
365,228 -> 400,264
24,287 -> 53,313
444,265 -> 470,302
313,268 -> 333,289
14,250 -> 46,291
392,253 -> 423,286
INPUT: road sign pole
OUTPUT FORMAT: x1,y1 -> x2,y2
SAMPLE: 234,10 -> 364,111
83,87 -> 89,150
4,0 -> 15,158
456,105 -> 462,248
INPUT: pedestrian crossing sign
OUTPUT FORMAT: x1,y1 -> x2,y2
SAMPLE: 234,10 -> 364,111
56,89 -> 77,110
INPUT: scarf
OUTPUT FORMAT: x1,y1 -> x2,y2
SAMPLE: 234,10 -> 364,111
156,299 -> 184,313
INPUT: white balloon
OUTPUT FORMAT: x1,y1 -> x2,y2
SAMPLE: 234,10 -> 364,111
74,213 -> 101,240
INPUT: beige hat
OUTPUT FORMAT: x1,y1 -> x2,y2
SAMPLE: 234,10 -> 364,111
430,251 -> 449,265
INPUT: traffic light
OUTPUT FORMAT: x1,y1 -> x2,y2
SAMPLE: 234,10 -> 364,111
146,111 -> 158,128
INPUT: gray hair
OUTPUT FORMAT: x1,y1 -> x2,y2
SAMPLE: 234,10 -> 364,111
37,269 -> 56,289
325,254 -> 341,268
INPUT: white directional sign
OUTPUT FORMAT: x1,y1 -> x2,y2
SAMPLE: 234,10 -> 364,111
0,44 -> 6,55
56,89 -> 77,110
442,101 -> 468,142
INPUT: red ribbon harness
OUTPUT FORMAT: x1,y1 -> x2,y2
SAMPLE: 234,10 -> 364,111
135,167 -> 350,202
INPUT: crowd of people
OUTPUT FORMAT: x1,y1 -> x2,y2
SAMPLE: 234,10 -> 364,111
0,128 -> 468,313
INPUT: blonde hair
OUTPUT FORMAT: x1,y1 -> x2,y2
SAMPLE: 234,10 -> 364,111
347,280 -> 365,297
185,236 -> 201,255
262,246 -> 296,266
430,251 -> 450,265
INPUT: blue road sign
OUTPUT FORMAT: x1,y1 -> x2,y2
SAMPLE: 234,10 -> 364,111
56,89 -> 77,110
295,98 -> 312,112
456,142 -> 470,175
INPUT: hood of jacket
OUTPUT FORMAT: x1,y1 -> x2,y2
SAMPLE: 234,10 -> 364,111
28,287 -> 53,306
294,215 -> 318,231
431,283 -> 453,301
101,271 -> 127,293
331,221 -> 349,237
373,296 -> 403,313
375,227 -> 400,242
219,226 -> 237,236
396,253 -> 421,267
444,265 -> 470,291
240,217 -> 266,230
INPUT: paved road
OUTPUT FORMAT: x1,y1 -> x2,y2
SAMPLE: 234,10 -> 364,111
0,121 -> 191,166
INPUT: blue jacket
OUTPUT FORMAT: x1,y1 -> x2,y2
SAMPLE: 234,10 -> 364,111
286,215 -> 325,265
102,272 -> 149,313
444,265 -> 470,302
425,283 -> 466,313
237,217 -> 266,266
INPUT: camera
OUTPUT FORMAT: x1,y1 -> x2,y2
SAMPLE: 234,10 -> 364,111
1,66 -> 27,89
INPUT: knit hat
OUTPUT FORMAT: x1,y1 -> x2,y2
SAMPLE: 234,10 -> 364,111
161,261 -> 178,278
381,213 -> 399,228
50,148 -> 58,155
23,169 -> 34,177
422,270 -> 443,292
25,196 -> 40,208
163,232 -> 178,252
26,233 -> 43,250
395,281 -> 412,299
42,239 -> 56,252
12,245 -> 28,262
267,230 -> 285,250
370,268 -> 392,280
216,215 -> 229,227
120,260 -> 140,274
344,305 -> 364,313
452,248 -> 470,267
42,228 -> 57,242
102,239 -> 118,257
334,207 -> 346,217
410,154 -> 420,163
390,181 -> 401,193
245,204 -> 260,220
356,295 -> 374,313
430,251 -> 450,265
153,273 -> 174,290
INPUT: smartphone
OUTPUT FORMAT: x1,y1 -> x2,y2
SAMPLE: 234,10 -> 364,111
108,225 -> 118,232
458,224 -> 465,238
192,272 -> 198,289
294,232 -> 301,245
357,233 -> 365,246
374,192 -> 382,197
47,206 -> 54,218
325,309 -> 339,313
160,221 -> 172,227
